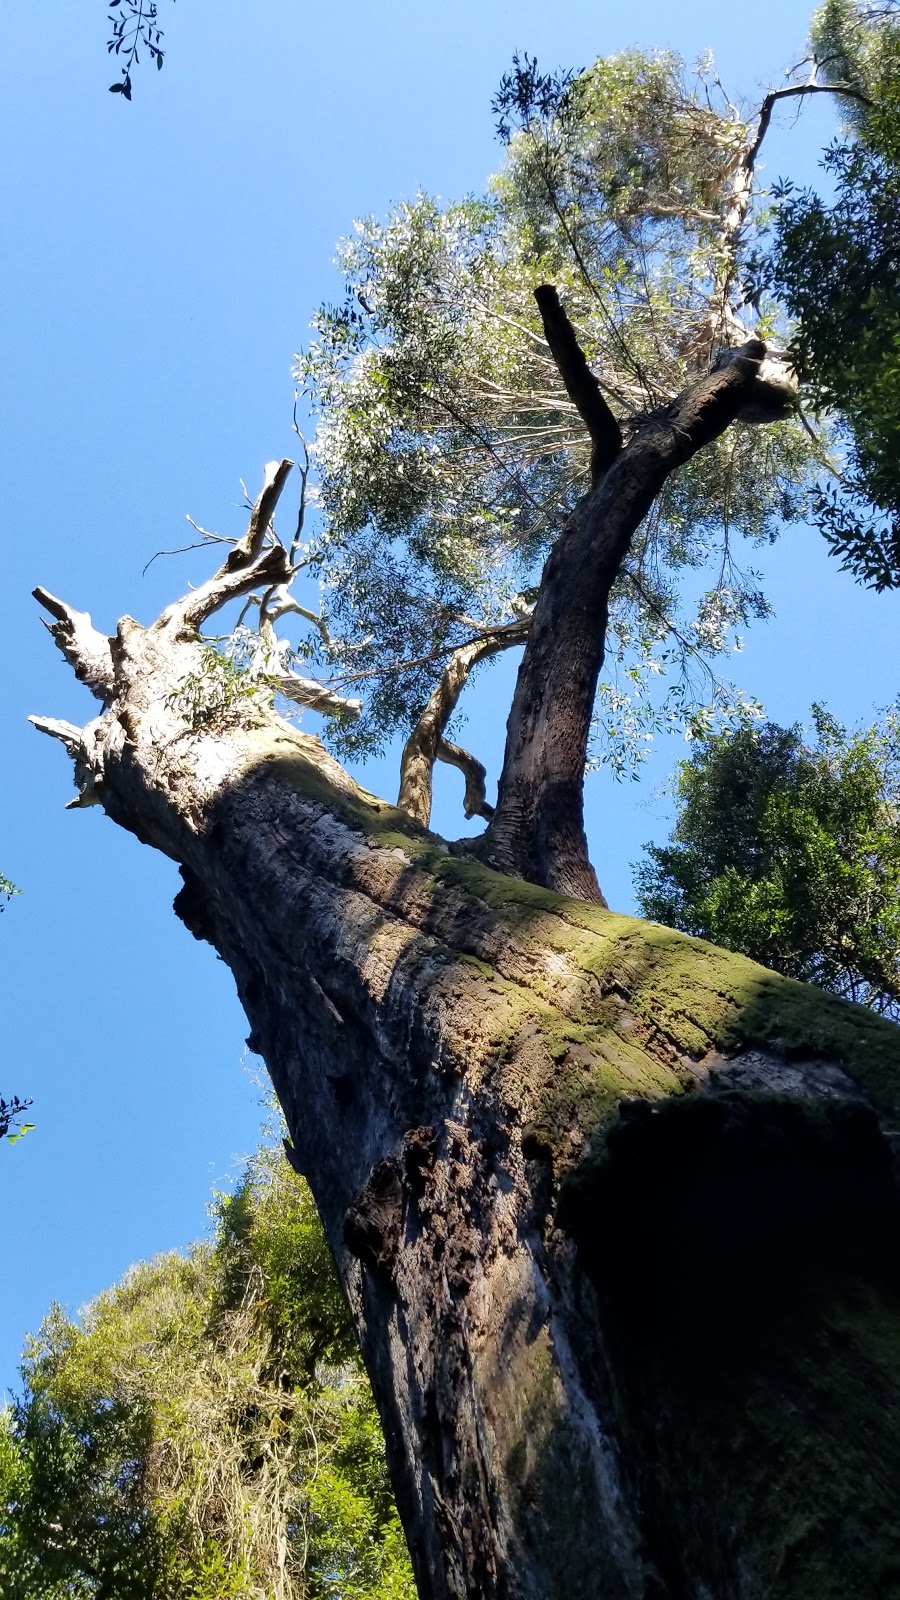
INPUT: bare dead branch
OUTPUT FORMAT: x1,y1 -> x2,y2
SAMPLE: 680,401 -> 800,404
289,404 -> 312,568
272,671 -> 362,719
153,461 -> 297,636
746,80 -> 872,173
32,589 -> 115,703
436,738 -> 495,821
28,715 -> 86,756
228,458 -> 295,568
143,536 -> 234,577
156,541 -> 294,638
533,286 -> 623,481
267,586 -> 328,632
705,76 -> 874,350
398,620 -> 528,827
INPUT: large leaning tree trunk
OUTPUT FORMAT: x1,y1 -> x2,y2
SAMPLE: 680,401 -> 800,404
32,556 -> 900,1598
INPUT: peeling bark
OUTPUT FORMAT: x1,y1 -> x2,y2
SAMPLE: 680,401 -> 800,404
32,563 -> 900,1600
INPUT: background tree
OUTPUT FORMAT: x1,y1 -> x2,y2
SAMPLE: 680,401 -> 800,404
26,18 -> 900,1600
0,1131 -> 414,1598
635,705 -> 900,1014
761,0 -> 900,586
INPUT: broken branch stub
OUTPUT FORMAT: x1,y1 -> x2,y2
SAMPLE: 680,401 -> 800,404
32,589 -> 115,704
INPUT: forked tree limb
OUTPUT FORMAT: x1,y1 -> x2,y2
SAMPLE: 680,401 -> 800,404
534,285 -> 622,480
398,620 -> 529,827
157,540 -> 294,637
710,77 -> 873,345
155,460 -> 296,637
482,338 -> 770,900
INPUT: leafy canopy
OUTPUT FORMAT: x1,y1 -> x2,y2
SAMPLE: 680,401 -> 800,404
634,705 -> 900,1016
0,1135 -> 415,1599
284,46 -> 821,776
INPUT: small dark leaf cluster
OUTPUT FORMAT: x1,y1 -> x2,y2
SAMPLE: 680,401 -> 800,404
107,0 -> 172,100
0,1094 -> 33,1143
492,51 -> 576,143
813,471 -> 900,592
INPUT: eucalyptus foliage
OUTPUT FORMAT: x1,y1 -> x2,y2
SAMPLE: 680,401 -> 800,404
0,1140 -> 415,1598
106,0 -> 173,100
761,0 -> 900,588
288,48 -> 819,773
635,705 -> 900,1016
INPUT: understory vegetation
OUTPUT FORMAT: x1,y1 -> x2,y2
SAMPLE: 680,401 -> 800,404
636,704 -> 900,1015
0,1135 -> 414,1599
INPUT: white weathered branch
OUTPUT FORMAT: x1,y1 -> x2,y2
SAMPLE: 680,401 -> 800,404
272,670 -> 362,719
229,458 -> 294,566
266,585 -> 333,648
157,536 -> 293,638
153,462 -> 296,638
29,714 -> 103,809
28,715 -> 86,756
700,75 -> 871,357
33,589 -> 115,703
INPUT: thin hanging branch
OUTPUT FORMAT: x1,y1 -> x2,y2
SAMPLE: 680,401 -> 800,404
436,738 -> 495,821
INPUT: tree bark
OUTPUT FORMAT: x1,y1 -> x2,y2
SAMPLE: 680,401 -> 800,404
33,586 -> 900,1600
479,339 -> 786,901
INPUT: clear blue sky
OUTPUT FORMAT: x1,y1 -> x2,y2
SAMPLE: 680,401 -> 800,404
1,0 -> 896,1394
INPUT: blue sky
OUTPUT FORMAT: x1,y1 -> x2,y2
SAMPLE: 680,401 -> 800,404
1,0 -> 897,1394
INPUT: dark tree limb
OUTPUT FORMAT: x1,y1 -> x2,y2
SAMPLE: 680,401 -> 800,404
480,340 -> 768,901
747,80 -> 872,173
534,285 -> 622,480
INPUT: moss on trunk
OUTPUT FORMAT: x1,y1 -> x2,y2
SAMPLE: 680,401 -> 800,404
34,646 -> 900,1599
